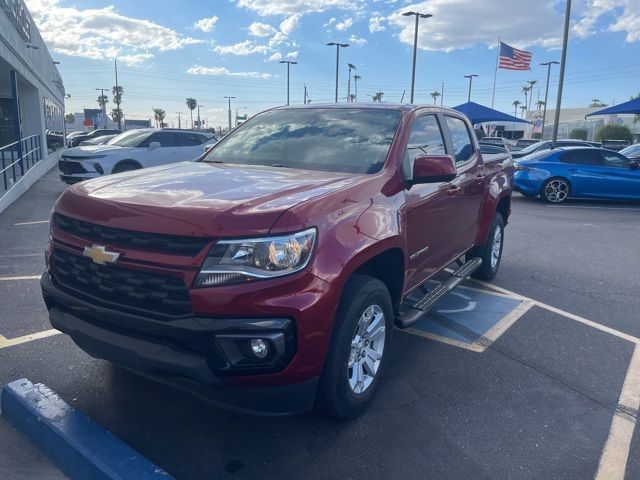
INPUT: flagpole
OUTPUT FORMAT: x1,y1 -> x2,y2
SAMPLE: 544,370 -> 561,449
491,36 -> 500,108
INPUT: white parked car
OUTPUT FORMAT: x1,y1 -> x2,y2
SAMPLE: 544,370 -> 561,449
58,129 -> 216,184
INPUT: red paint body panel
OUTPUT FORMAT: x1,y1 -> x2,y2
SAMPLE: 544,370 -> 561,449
45,104 -> 513,393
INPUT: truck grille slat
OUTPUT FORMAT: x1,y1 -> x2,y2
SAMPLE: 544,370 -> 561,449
54,213 -> 210,256
51,249 -> 192,317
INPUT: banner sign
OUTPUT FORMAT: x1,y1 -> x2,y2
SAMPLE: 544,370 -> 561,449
1,0 -> 32,42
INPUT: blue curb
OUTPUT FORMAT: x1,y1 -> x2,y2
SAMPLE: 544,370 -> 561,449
1,378 -> 172,480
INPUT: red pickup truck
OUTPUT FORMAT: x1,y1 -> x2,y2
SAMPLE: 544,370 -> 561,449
41,104 -> 513,419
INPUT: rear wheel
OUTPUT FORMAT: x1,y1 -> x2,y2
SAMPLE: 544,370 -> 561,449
469,213 -> 504,281
541,177 -> 570,203
316,274 -> 393,420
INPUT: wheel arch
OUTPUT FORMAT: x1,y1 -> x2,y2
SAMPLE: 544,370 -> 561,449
112,159 -> 143,173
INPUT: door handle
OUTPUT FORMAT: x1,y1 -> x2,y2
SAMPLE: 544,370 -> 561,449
447,186 -> 460,196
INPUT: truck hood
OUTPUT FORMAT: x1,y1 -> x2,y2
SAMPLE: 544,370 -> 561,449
56,161 -> 362,237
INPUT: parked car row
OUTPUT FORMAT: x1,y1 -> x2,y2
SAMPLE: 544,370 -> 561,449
58,128 -> 216,184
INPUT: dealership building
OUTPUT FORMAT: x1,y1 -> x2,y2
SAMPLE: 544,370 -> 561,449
1,0 -> 65,211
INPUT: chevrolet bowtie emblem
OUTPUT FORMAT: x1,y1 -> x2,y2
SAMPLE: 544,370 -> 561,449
82,245 -> 120,265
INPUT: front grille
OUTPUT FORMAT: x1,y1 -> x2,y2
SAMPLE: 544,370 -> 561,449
51,249 -> 192,317
55,213 -> 210,256
58,160 -> 87,174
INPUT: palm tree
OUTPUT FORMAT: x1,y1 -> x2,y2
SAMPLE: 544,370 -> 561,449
372,91 -> 384,102
353,74 -> 361,101
520,105 -> 527,118
536,100 -> 545,111
153,107 -> 166,128
430,91 -> 441,105
186,98 -> 197,128
512,100 -> 521,117
97,94 -> 109,111
349,94 -> 356,102
526,80 -> 537,110
521,85 -> 531,114
112,86 -> 124,129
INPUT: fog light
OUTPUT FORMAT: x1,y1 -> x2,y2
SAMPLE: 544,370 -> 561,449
250,339 -> 268,359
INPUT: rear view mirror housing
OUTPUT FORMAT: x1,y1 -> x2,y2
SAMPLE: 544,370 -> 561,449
407,154 -> 457,185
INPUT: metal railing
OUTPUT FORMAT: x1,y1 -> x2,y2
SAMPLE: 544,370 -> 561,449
1,134 -> 44,195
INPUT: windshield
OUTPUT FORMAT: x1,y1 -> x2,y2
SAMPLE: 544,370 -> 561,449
202,108 -> 402,174
518,141 -> 547,154
107,130 -> 153,147
480,137 -> 503,144
620,144 -> 640,157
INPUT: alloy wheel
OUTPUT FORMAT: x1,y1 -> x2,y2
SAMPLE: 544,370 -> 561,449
543,179 -> 569,203
348,305 -> 386,395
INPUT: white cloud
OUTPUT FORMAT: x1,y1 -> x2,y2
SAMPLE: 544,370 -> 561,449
280,14 -> 301,35
348,35 -> 367,46
25,0 -> 201,63
118,53 -> 155,65
194,16 -> 219,32
269,31 -> 290,47
324,17 -> 337,27
249,21 -> 277,36
286,50 -> 299,58
269,51 -> 283,61
187,65 -> 272,79
213,40 -> 270,55
335,17 -> 353,31
235,0 -> 359,15
369,15 -> 386,33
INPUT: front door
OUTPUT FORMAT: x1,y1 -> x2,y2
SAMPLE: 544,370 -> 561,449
600,150 -> 640,199
401,113 -> 459,292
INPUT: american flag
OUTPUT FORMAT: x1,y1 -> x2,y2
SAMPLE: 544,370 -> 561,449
498,41 -> 532,70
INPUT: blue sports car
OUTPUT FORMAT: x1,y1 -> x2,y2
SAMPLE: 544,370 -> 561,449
514,147 -> 640,203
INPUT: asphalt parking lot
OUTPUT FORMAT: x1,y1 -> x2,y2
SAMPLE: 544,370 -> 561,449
1,168 -> 640,479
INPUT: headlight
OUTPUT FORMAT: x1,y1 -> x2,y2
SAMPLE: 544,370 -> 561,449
194,228 -> 316,287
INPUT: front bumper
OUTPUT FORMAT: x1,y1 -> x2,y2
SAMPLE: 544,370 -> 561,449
41,272 -> 318,415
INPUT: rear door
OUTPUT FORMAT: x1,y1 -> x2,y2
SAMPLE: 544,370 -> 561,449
401,113 -> 456,291
600,151 -> 640,199
442,115 -> 485,255
559,149 -> 605,197
177,132 -> 210,160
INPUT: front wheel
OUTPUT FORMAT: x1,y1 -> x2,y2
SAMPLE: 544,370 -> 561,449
316,274 -> 393,420
541,177 -> 570,203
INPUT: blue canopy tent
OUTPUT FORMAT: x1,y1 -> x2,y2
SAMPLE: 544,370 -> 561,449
586,97 -> 640,116
452,101 -> 531,125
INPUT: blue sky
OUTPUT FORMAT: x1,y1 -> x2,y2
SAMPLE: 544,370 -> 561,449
25,0 -> 640,129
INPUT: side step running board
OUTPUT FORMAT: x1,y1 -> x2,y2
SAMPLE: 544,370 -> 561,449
396,257 -> 483,329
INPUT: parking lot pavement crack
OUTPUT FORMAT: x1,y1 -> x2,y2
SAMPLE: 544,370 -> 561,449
484,340 -> 637,422
529,274 -> 640,300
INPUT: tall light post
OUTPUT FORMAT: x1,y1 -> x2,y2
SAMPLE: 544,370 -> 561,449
196,105 -> 204,130
353,74 -> 361,102
327,42 -> 349,102
347,63 -> 357,102
551,0 -> 572,148
278,60 -> 297,106
540,61 -> 559,140
175,112 -> 182,129
402,11 -> 432,104
463,74 -> 478,102
223,96 -> 235,132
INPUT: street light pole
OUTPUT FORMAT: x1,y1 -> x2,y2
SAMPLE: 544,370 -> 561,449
175,112 -> 182,129
402,11 -> 432,104
223,96 -> 235,132
278,60 -> 298,106
540,61 -> 559,140
196,105 -> 202,130
463,74 -> 478,102
327,42 -> 349,102
551,0 -> 572,148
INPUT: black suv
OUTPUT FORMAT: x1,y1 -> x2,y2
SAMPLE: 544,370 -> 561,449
70,129 -> 121,147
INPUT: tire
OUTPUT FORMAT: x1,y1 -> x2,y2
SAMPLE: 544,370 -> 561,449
540,177 -> 571,203
469,213 -> 504,281
112,161 -> 142,174
316,274 -> 393,420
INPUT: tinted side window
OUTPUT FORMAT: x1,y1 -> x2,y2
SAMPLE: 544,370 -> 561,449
445,116 -> 474,165
179,133 -> 208,146
601,151 -> 629,168
404,115 -> 446,177
140,132 -> 179,147
561,150 -> 603,165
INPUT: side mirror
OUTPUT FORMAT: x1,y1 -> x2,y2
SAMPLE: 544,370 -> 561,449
148,141 -> 161,150
629,160 -> 639,170
408,154 -> 457,185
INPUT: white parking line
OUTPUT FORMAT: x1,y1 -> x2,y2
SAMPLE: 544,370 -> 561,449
595,345 -> 640,480
0,275 -> 41,281
0,329 -> 61,349
13,220 -> 49,226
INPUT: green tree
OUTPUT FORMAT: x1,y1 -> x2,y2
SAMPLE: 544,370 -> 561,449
589,99 -> 607,107
153,107 -> 166,128
64,113 -> 75,123
97,94 -> 109,110
569,128 -> 588,141
430,91 -> 441,105
632,92 -> 640,124
512,100 -> 521,117
186,98 -> 197,128
372,91 -> 384,102
595,124 -> 633,143
112,85 -> 124,129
